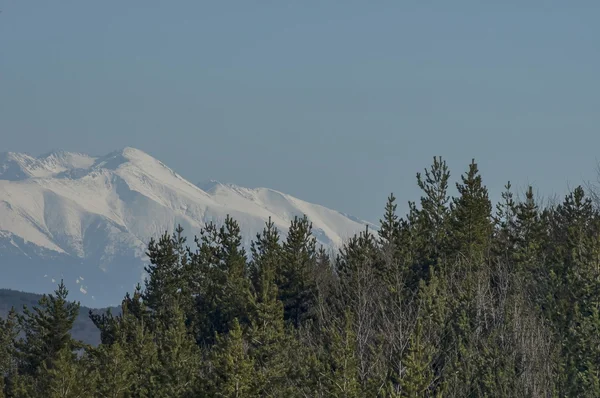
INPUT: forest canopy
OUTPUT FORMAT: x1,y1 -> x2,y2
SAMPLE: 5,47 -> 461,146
2,157 -> 600,397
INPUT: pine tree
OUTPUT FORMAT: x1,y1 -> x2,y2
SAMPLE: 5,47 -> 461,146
125,321 -> 158,398
91,342 -> 134,398
205,319 -> 256,397
321,312 -> 361,398
94,286 -> 157,397
278,215 -> 317,328
313,245 -> 336,327
336,228 -> 379,310
415,156 -> 451,270
88,307 -> 118,346
143,225 -> 187,319
16,281 -> 82,378
493,181 -> 517,263
247,220 -> 291,395
38,348 -> 94,398
449,159 -> 493,262
247,289 -> 290,396
119,289 -> 158,398
190,216 -> 252,344
514,186 -> 545,270
151,302 -> 201,398
379,193 -> 401,248
0,309 -> 18,398
396,271 -> 447,397
187,221 -> 223,344
378,194 -> 407,293
401,317 -> 434,397
249,217 -> 281,297
545,187 -> 600,396
219,216 -> 252,328
3,371 -> 33,398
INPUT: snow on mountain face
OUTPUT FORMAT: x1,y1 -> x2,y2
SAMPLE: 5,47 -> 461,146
0,150 -> 96,180
0,148 -> 372,307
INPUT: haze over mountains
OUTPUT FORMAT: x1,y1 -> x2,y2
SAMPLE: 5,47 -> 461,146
0,147 -> 373,307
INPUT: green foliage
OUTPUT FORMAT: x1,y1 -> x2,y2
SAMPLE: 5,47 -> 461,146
278,215 -> 318,328
38,348 -> 94,398
401,318 -> 434,397
0,289 -> 108,346
0,308 -> 18,376
151,303 -> 200,398
204,318 -> 256,397
379,193 -> 401,248
15,281 -> 82,377
2,158 -> 600,398
450,159 -> 493,261
415,156 -> 451,269
90,341 -> 134,398
321,312 -> 361,398
493,181 -> 517,263
143,225 -> 187,318
189,216 -> 252,344
246,219 -> 293,395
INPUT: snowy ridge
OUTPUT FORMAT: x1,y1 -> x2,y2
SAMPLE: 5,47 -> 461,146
0,147 -> 372,306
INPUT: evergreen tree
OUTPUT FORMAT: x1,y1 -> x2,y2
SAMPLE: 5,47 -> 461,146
449,159 -> 493,262
514,186 -> 545,270
38,348 -> 94,398
151,302 -> 201,398
91,342 -> 134,398
378,194 -> 408,294
546,187 -> 600,396
205,319 -> 256,397
119,290 -> 158,398
187,221 -> 223,344
16,281 -> 82,378
312,245 -> 337,327
401,318 -> 434,397
398,272 -> 447,397
88,307 -> 118,347
0,309 -> 18,397
190,216 -> 252,344
124,321 -> 158,398
379,193 -> 401,248
218,216 -> 252,327
321,312 -> 361,398
278,215 -> 317,328
248,217 -> 281,297
493,181 -> 517,263
247,220 -> 292,395
93,286 -> 157,397
143,225 -> 187,321
336,228 -> 379,311
415,156 -> 451,272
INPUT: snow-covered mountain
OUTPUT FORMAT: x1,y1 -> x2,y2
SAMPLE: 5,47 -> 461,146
0,147 -> 372,307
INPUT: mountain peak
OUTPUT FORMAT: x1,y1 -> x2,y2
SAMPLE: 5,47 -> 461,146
120,146 -> 151,159
92,147 -> 157,170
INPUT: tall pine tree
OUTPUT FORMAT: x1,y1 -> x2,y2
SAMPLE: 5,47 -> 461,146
449,159 -> 493,262
16,281 -> 82,378
278,215 -> 317,328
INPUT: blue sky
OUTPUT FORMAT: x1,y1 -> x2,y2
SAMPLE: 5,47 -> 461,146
1,1 -> 599,222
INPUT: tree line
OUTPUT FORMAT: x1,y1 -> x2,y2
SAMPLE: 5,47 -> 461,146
1,157 -> 600,397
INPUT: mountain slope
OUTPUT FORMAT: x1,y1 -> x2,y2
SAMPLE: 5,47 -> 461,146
0,148 -> 372,307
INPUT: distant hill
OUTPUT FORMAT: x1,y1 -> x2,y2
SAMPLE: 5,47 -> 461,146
0,288 -> 118,346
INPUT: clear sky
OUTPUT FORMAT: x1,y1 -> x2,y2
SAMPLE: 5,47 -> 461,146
1,1 -> 599,222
